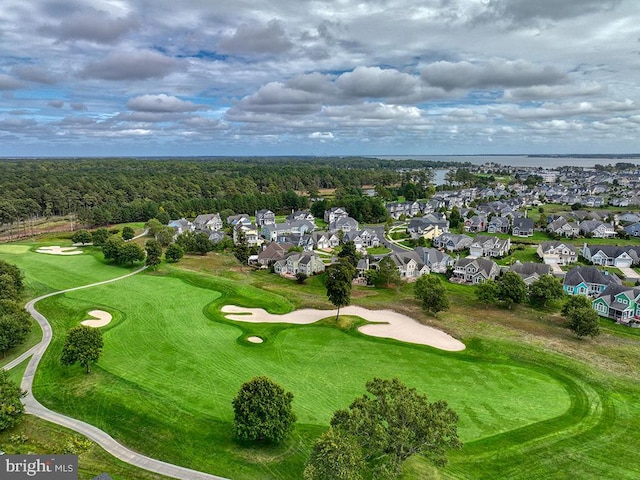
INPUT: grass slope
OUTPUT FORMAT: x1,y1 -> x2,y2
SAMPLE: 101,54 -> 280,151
34,268 -> 571,478
3,244 -> 640,479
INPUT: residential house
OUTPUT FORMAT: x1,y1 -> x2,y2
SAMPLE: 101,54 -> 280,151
592,284 -> 640,325
563,266 -> 621,296
537,241 -> 578,265
256,242 -> 290,268
509,262 -> 552,285
414,247 -> 454,274
547,217 -> 580,237
329,216 -> 359,233
168,218 -> 194,235
487,216 -> 511,234
343,229 -> 380,251
386,251 -> 429,280
324,207 -> 349,224
581,244 -> 640,268
233,224 -> 264,248
286,210 -> 315,222
469,235 -> 511,258
227,214 -> 251,226
452,257 -> 500,284
193,213 -> 223,232
433,232 -> 473,252
312,231 -> 340,250
618,212 -> 640,224
273,252 -> 326,277
262,220 -> 316,242
208,231 -> 227,244
464,214 -> 488,233
407,214 -> 449,240
579,220 -> 616,238
255,209 -> 276,227
386,201 -> 420,219
512,217 -> 534,237
624,222 -> 640,237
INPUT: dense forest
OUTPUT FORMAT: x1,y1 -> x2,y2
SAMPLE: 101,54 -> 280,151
0,157 -> 465,227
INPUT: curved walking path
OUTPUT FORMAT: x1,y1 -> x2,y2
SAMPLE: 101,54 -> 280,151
9,265 -> 229,480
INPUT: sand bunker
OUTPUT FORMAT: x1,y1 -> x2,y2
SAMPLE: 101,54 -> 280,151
221,305 -> 465,351
246,336 -> 264,344
81,310 -> 113,328
36,246 -> 83,256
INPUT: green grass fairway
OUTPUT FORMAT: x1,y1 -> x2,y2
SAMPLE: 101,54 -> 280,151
33,269 -> 574,478
0,242 -> 139,296
4,243 -> 640,479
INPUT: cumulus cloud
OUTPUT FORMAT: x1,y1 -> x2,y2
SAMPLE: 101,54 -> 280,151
12,65 -> 58,84
336,66 -> 420,99
503,82 -> 604,101
0,74 -> 23,90
422,58 -> 567,90
481,0 -> 621,24
219,19 -> 293,55
80,51 -> 185,81
309,131 -> 334,139
126,94 -> 205,113
227,82 -> 324,119
41,8 -> 139,44
48,100 -> 64,108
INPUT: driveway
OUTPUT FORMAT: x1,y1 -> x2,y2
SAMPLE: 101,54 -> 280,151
618,266 -> 640,281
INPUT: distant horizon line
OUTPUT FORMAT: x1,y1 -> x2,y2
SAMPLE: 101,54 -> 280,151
1,153 -> 639,160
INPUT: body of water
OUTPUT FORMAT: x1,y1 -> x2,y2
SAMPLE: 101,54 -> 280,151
373,155 -> 640,169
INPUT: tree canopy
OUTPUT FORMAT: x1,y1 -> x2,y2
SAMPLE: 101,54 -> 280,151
145,239 -> 163,268
414,274 -> 450,314
372,256 -> 401,288
324,261 -> 355,320
0,370 -> 25,432
529,275 -> 564,306
0,301 -> 31,357
562,296 -> 600,338
232,376 -> 296,444
60,325 -> 104,374
306,378 -> 461,479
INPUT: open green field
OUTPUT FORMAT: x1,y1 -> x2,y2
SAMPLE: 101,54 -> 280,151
3,241 -> 640,479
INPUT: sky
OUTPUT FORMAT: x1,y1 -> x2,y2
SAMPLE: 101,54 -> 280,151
0,0 -> 639,157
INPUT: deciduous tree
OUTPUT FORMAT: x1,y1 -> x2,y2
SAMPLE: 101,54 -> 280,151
0,302 -> 31,357
324,378 -> 461,479
529,275 -> 564,306
325,261 -> 355,320
121,226 -> 135,241
373,256 -> 401,288
0,370 -> 25,431
232,376 -> 296,444
496,272 -> 528,308
145,239 -> 162,268
91,227 -> 110,246
304,428 -> 366,480
165,243 -> 184,263
71,229 -> 92,245
61,325 -> 104,374
414,274 -> 450,314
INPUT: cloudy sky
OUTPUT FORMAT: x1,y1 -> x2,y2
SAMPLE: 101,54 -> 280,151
1,0 -> 639,156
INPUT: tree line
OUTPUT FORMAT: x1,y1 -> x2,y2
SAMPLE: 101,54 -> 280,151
0,157 -> 463,228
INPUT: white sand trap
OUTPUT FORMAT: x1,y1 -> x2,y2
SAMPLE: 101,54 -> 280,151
81,310 -> 113,328
36,245 -> 83,255
221,305 -> 465,352
247,336 -> 264,344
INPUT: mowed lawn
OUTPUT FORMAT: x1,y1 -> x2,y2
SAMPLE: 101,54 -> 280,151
0,242 -> 139,296
32,269 -> 574,478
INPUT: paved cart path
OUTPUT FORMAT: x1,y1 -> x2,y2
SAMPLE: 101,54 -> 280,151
5,265 -> 229,480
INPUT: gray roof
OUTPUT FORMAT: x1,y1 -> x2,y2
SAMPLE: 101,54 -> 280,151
510,262 -> 551,276
564,266 -> 621,287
